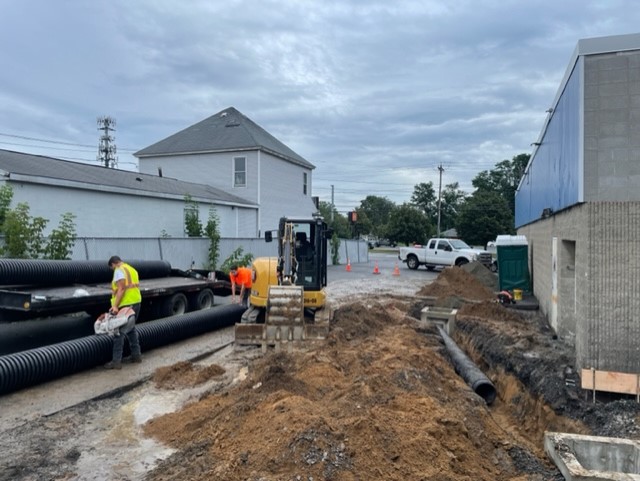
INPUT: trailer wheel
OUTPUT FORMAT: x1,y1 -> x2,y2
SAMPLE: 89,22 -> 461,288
189,288 -> 214,311
159,293 -> 188,317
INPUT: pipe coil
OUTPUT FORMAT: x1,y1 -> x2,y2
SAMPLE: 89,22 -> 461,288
0,303 -> 245,395
438,326 -> 497,405
0,259 -> 172,286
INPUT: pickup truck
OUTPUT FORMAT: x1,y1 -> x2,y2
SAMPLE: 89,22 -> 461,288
398,238 -> 493,270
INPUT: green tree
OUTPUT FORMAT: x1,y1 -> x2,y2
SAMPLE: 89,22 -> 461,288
330,232 -> 341,265
386,204 -> 432,245
0,184 -> 13,227
44,212 -> 77,259
410,182 -> 437,221
318,201 -> 351,238
2,203 -> 48,258
439,182 -> 467,232
456,190 -> 514,247
220,247 -> 254,274
472,153 -> 529,215
357,195 -> 396,238
204,208 -> 221,270
184,194 -> 203,237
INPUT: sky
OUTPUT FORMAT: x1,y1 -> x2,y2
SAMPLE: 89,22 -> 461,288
1,1 -> 640,214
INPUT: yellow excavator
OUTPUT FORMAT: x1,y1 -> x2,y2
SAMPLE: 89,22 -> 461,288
234,215 -> 332,351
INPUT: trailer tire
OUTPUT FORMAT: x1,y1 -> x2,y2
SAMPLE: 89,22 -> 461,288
159,293 -> 188,318
189,289 -> 214,311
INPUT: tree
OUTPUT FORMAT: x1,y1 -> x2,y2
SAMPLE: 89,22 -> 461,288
44,212 -> 77,260
357,196 -> 396,238
204,208 -> 221,270
410,182 -> 437,221
456,190 -> 514,247
439,182 -> 467,232
2,203 -> 48,258
318,201 -> 350,238
386,204 -> 432,246
184,194 -> 203,237
471,153 -> 529,215
0,184 -> 13,227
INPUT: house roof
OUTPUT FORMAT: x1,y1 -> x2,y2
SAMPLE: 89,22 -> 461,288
0,149 -> 257,207
134,107 -> 315,169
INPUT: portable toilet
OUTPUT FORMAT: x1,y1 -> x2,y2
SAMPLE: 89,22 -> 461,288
495,235 -> 530,293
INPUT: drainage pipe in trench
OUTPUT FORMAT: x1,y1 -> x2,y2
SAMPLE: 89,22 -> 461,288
0,303 -> 245,395
438,326 -> 496,405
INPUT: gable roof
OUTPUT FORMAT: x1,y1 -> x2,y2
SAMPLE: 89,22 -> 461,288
134,107 -> 315,169
0,149 -> 256,207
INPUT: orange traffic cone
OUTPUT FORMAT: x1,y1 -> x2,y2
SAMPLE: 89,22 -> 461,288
346,258 -> 352,272
392,262 -> 400,276
373,261 -> 380,275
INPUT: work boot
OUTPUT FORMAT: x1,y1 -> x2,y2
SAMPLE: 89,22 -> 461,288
104,361 -> 122,370
123,355 -> 142,364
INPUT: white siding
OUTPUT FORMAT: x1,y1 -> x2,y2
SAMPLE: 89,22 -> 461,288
3,180 -> 254,238
139,150 -> 316,236
139,151 -> 260,204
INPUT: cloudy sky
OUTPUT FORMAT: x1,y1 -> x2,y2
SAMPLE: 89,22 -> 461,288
1,1 -> 640,213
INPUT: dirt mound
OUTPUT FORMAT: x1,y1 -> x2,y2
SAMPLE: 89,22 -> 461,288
417,267 -> 495,301
143,302 -> 562,480
152,361 -> 225,390
461,261 -> 499,291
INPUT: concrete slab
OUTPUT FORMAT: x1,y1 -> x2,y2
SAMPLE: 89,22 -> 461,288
0,326 -> 235,431
545,431 -> 640,480
420,306 -> 457,335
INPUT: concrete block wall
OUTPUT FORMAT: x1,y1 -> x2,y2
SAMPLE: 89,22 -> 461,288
584,50 -> 640,202
520,202 -> 640,373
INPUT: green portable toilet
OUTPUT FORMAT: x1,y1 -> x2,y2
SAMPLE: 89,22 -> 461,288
496,235 -> 530,293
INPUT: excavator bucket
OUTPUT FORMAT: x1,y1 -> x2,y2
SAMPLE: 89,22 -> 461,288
234,285 -> 330,352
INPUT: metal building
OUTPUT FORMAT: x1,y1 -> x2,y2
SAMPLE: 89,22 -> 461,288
516,33 -> 640,373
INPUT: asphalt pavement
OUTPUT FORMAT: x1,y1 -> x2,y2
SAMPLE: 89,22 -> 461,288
328,249 -> 439,283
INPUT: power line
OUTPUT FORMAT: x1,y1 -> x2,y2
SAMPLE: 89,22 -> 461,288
0,131 -> 138,152
0,140 -> 98,153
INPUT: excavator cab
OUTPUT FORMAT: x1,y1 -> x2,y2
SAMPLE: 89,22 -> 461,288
234,215 -> 332,351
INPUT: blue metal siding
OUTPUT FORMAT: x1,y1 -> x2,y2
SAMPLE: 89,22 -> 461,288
516,62 -> 582,227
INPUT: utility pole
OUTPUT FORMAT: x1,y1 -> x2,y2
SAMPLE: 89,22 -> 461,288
331,184 -> 335,222
437,164 -> 444,237
97,116 -> 118,168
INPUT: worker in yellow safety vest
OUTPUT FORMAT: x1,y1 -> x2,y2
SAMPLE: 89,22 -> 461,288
104,255 -> 142,369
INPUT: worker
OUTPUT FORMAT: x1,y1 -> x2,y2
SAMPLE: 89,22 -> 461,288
104,255 -> 142,369
230,264 -> 252,307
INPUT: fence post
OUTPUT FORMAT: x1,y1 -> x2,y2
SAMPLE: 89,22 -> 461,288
83,238 -> 89,260
158,238 -> 164,260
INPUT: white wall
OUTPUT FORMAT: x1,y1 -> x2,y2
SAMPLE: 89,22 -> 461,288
139,150 -> 317,236
3,180 -> 255,238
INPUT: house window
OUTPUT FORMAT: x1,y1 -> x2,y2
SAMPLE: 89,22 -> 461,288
303,172 -> 308,195
234,157 -> 246,187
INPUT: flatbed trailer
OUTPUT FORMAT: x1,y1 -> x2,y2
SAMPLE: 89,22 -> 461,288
0,270 -> 220,322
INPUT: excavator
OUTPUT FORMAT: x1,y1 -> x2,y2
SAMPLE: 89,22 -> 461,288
234,215 -> 332,351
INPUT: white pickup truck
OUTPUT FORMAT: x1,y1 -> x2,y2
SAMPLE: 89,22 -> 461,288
398,238 -> 493,270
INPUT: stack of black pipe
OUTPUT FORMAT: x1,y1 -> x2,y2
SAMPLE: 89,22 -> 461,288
0,303 -> 245,395
0,259 -> 172,286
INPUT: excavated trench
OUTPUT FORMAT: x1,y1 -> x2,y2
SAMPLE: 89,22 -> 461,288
3,265 -> 639,480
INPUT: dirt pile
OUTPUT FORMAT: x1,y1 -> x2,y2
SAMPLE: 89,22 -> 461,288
153,361 -> 226,390
417,266 -> 495,301
144,297 -> 565,480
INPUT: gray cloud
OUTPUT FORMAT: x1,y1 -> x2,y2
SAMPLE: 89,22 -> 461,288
1,0 -> 640,210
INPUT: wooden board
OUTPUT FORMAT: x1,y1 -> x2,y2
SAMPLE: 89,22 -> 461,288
581,368 -> 639,395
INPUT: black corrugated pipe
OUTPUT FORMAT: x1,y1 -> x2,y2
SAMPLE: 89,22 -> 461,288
0,259 -> 172,287
437,326 -> 497,405
0,303 -> 245,395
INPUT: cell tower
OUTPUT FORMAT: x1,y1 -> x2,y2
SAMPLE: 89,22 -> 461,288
97,116 -> 118,168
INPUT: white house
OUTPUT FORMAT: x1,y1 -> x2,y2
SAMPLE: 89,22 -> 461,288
135,107 -> 318,237
0,149 -> 257,238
